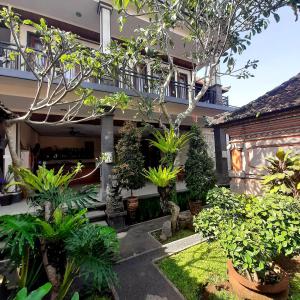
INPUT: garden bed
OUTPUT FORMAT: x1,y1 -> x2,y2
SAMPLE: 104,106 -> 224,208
151,228 -> 194,244
157,241 -> 300,300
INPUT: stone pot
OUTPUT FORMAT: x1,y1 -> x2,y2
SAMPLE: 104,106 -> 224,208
189,200 -> 202,216
127,196 -> 139,219
0,194 -> 12,206
227,260 -> 289,300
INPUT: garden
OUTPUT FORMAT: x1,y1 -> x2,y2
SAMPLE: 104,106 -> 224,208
0,0 -> 300,299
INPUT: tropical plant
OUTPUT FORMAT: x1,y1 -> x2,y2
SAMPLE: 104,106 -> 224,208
0,165 -> 119,300
262,148 -> 300,198
114,122 -> 145,196
149,128 -> 191,165
0,8 -> 130,168
143,166 -> 180,214
143,166 -> 180,188
185,125 -> 215,202
14,282 -> 52,300
0,165 -> 14,194
194,188 -> 300,284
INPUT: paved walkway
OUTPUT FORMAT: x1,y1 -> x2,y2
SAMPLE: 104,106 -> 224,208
114,216 -> 203,300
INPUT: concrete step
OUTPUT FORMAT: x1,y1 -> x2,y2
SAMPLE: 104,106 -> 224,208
86,210 -> 106,222
92,220 -> 108,226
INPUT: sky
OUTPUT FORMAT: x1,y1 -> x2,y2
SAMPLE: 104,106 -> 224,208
221,7 -> 300,108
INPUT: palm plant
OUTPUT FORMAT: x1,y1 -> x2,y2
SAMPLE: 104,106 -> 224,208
149,128 -> 191,165
143,166 -> 180,214
0,164 -> 119,300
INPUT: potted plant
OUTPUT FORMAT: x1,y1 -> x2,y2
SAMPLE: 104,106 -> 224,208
0,165 -> 19,206
185,124 -> 215,215
194,187 -> 300,299
114,122 -> 146,218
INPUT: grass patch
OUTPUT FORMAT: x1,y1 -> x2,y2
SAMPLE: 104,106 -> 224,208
151,229 -> 194,244
158,241 -> 235,300
158,241 -> 300,300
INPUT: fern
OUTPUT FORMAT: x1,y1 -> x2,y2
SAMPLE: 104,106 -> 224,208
66,224 -> 119,289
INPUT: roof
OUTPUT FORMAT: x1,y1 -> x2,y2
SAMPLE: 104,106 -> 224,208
0,102 -> 18,121
209,73 -> 300,126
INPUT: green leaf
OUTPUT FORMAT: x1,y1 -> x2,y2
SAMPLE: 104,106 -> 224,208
71,292 -> 79,300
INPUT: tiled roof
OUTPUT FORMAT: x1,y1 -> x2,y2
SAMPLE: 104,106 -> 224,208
209,73 -> 300,126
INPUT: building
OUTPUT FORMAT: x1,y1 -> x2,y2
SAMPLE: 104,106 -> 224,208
210,73 -> 300,194
0,0 -> 234,200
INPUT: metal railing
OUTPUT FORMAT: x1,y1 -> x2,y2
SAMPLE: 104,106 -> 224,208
0,41 -> 228,106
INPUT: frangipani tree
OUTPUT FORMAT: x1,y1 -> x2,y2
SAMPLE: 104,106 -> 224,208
112,0 -> 300,134
0,7 -> 130,167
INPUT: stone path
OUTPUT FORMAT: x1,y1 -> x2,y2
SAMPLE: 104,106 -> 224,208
114,216 -> 204,300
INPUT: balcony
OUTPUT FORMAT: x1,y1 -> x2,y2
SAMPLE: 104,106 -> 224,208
0,41 -> 230,107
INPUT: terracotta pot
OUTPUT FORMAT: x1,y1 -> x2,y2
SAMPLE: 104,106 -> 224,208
0,194 -> 12,206
189,200 -> 202,215
127,196 -> 139,219
227,260 -> 289,299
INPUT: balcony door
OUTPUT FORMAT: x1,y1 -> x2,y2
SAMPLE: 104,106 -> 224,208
177,72 -> 188,99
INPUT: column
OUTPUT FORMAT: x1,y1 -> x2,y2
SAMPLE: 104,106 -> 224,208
98,2 -> 112,53
214,127 -> 229,185
101,113 -> 114,202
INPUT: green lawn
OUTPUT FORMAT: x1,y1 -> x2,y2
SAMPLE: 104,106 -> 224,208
151,229 -> 195,244
158,241 -> 300,300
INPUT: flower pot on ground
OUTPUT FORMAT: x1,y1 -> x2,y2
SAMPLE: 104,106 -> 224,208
227,260 -> 289,299
194,188 -> 300,299
127,196 -> 139,219
188,200 -> 202,215
0,193 -> 12,206
185,124 -> 215,215
114,122 -> 146,220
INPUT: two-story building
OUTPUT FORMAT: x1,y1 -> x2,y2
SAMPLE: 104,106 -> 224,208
0,0 -> 234,200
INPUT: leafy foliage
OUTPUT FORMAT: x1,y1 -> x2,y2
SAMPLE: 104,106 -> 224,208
114,122 -> 145,194
14,282 -> 52,300
262,148 -> 300,198
184,125 -> 215,201
149,128 -> 191,164
66,224 -> 119,288
194,188 -> 300,282
0,165 -> 119,299
143,165 -> 180,188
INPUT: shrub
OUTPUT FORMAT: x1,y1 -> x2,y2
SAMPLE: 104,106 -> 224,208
194,188 -> 300,283
185,124 -> 215,201
262,148 -> 300,198
114,121 -> 145,196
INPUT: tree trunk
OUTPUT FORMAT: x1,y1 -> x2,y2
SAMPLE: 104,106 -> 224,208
158,186 -> 171,215
3,121 -> 22,168
40,239 -> 60,300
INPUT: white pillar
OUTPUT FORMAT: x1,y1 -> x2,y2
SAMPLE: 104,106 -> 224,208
98,2 -> 112,53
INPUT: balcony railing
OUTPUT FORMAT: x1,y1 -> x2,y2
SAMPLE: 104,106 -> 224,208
0,41 -> 228,106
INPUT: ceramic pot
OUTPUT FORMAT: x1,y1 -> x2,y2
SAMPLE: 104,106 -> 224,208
227,260 -> 289,300
0,194 -> 12,206
189,200 -> 202,215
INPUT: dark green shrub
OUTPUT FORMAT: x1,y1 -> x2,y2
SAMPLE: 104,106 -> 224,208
114,122 -> 145,196
185,124 -> 215,201
194,188 -> 300,283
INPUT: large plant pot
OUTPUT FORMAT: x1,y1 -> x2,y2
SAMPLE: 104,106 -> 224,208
127,196 -> 139,219
189,200 -> 202,216
10,191 -> 22,203
0,194 -> 12,206
227,260 -> 289,300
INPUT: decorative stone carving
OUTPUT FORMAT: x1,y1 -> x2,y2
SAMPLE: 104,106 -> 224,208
178,211 -> 193,230
161,220 -> 172,240
105,175 -> 127,229
168,201 -> 180,233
